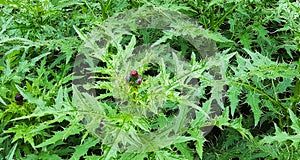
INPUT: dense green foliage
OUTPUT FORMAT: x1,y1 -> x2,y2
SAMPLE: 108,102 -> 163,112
0,0 -> 299,159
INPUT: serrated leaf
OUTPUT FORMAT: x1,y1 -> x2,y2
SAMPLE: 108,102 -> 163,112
209,0 -> 225,7
132,118 -> 150,132
70,137 -> 100,160
239,33 -> 252,49
0,16 -> 13,35
103,133 -> 121,160
0,96 -> 6,105
35,124 -> 83,148
73,85 -> 104,114
73,25 -> 87,42
5,142 -> 18,160
124,35 -> 136,58
36,152 -> 63,160
246,92 -> 262,126
191,99 -> 212,128
227,85 -> 242,117
54,86 -> 64,109
227,117 -> 253,139
119,152 -> 148,160
260,123 -> 300,148
206,31 -> 233,43
189,127 -> 206,159
210,80 -> 226,109
0,135 -> 9,144
174,143 -> 194,159
151,33 -> 174,47
84,155 -> 103,160
174,136 -> 195,144
155,150 -> 185,160
30,52 -> 51,65
15,85 -> 46,108
195,134 -> 206,158
60,41 -> 73,64
215,106 -> 230,128
288,109 -> 300,133
275,78 -> 293,94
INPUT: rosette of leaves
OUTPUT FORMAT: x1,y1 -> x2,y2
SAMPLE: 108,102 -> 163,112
73,6 -> 231,159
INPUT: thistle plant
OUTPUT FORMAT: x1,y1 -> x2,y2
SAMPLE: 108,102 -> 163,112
125,70 -> 142,85
1,1 -> 299,159
72,6 -> 229,159
72,6 -> 300,159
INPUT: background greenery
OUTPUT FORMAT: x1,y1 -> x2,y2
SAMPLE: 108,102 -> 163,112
0,0 -> 299,159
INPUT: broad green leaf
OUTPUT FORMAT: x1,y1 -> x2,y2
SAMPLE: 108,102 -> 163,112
294,80 -> 300,99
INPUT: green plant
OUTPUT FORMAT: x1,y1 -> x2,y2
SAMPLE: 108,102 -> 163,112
0,0 -> 299,159
71,6 -> 232,159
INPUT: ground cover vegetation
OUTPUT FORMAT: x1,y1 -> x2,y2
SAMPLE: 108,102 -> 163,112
0,0 -> 300,159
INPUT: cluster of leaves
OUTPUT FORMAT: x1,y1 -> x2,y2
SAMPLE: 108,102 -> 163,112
0,0 -> 299,160
185,0 -> 300,59
72,6 -> 228,159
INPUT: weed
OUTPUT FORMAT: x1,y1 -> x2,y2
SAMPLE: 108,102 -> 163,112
0,0 -> 299,159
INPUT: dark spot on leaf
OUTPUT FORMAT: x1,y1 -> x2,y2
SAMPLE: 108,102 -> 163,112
118,142 -> 123,148
168,130 -> 175,137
